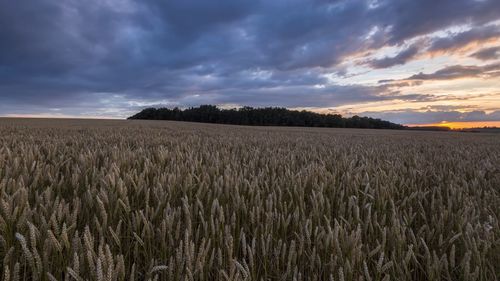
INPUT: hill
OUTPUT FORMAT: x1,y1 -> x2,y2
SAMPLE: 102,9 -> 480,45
128,105 -> 404,129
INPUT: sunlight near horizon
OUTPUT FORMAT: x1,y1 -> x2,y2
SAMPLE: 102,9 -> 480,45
408,121 -> 500,129
0,0 -> 498,125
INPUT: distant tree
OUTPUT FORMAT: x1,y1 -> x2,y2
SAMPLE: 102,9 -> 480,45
128,105 -> 405,130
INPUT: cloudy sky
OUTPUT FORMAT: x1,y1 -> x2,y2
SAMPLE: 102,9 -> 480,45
1,0 -> 499,126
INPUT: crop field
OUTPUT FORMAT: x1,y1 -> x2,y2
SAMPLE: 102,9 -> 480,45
0,118 -> 498,281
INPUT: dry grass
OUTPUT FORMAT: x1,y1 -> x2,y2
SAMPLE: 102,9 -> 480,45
0,118 -> 499,280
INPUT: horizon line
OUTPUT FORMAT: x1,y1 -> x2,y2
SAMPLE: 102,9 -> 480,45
2,115 -> 500,129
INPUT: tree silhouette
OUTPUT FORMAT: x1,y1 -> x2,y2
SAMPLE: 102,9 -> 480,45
128,105 -> 405,129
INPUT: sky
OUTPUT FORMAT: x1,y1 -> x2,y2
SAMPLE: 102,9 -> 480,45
1,0 -> 499,126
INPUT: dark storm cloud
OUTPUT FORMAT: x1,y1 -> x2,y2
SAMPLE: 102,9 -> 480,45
1,0 -> 500,119
373,0 -> 500,44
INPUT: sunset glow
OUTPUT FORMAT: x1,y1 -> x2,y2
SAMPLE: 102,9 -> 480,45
407,121 -> 500,129
0,0 -> 499,124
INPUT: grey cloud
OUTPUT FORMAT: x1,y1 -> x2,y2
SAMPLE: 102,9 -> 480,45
406,62 -> 500,80
376,0 -> 500,44
470,46 -> 500,60
428,25 -> 500,53
365,24 -> 500,69
367,44 -> 421,69
0,0 -> 500,118
359,109 -> 500,124
378,80 -> 424,88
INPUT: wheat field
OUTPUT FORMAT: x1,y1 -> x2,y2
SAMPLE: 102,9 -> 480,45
0,118 -> 498,281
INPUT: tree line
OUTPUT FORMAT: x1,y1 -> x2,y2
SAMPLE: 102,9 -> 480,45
128,105 -> 405,129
